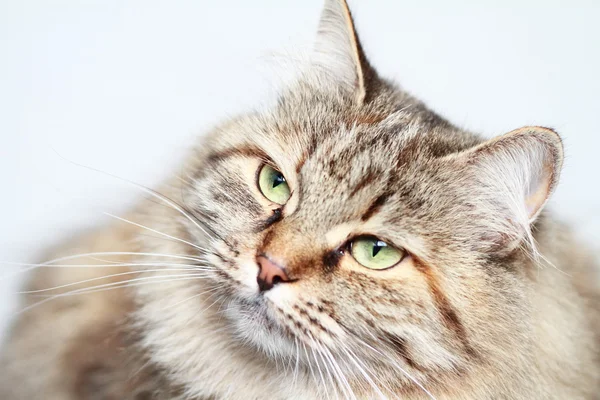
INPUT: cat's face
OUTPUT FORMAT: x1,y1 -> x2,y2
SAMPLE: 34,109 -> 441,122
184,92 -> 488,382
140,0 -> 563,395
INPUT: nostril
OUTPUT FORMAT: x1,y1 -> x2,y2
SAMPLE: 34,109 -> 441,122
256,275 -> 273,292
271,275 -> 282,286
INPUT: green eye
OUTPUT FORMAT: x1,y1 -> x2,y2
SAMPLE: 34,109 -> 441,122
258,164 -> 291,205
350,237 -> 404,270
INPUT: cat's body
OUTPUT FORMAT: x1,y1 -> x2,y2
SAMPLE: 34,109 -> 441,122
2,1 -> 599,399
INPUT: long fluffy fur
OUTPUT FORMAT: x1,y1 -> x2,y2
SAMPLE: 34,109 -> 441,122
1,1 -> 598,399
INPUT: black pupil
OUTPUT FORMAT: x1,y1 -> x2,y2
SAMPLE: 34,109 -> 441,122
272,173 -> 285,188
372,240 -> 386,257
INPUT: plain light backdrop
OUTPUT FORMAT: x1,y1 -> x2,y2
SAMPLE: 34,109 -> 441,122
1,0 -> 599,339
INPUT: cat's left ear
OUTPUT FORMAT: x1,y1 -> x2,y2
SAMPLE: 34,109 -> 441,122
454,127 -> 563,251
465,126 -> 563,222
312,0 -> 377,103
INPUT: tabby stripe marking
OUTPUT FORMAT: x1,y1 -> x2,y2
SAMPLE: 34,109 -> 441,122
360,192 -> 391,221
413,256 -> 476,358
207,145 -> 270,165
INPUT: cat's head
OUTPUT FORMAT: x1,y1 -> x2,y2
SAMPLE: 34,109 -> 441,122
139,0 -> 563,396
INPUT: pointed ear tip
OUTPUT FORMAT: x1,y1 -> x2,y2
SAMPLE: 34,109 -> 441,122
470,126 -> 563,161
508,125 -> 565,166
324,0 -> 349,7
507,126 -> 565,203
513,125 -> 563,149
321,0 -> 351,16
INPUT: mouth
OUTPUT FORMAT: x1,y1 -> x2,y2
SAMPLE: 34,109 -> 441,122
229,294 -> 278,330
221,294 -> 299,356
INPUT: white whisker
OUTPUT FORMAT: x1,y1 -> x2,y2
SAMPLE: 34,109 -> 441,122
309,341 -> 331,400
292,338 -> 301,388
0,251 -> 210,277
18,268 -> 209,294
355,338 -> 437,400
51,152 -> 216,240
311,339 -> 338,400
161,285 -> 223,311
16,274 -> 210,315
104,213 -> 206,254
301,342 -> 319,396
316,339 -> 355,400
338,343 -> 390,400
10,262 -> 210,270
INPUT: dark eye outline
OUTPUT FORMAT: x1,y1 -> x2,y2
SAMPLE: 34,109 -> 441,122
255,163 -> 291,205
346,235 -> 406,271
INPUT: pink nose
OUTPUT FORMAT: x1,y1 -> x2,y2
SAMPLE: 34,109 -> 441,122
256,255 -> 290,292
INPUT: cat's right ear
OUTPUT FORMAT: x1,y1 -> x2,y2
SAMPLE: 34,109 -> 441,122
310,0 -> 378,103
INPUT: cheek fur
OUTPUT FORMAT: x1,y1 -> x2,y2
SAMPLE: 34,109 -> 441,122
264,283 -> 347,346
226,257 -> 260,296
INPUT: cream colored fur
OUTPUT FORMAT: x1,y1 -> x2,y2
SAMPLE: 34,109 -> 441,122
1,1 -> 598,399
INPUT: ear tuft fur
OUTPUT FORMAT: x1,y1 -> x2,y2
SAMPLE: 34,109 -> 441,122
460,127 -> 564,254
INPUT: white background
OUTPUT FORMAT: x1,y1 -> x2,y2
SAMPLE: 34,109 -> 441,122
1,0 -> 599,339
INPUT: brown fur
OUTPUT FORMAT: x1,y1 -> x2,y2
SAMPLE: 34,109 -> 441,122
1,1 -> 599,399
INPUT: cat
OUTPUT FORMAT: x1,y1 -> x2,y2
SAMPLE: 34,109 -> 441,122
1,0 -> 599,399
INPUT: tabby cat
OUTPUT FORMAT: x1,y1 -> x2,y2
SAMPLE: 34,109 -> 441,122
1,1 -> 599,399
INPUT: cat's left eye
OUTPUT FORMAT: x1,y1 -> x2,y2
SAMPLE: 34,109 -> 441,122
350,237 -> 405,270
257,164 -> 291,205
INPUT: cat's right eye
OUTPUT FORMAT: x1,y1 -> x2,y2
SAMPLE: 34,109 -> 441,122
257,164 -> 291,205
